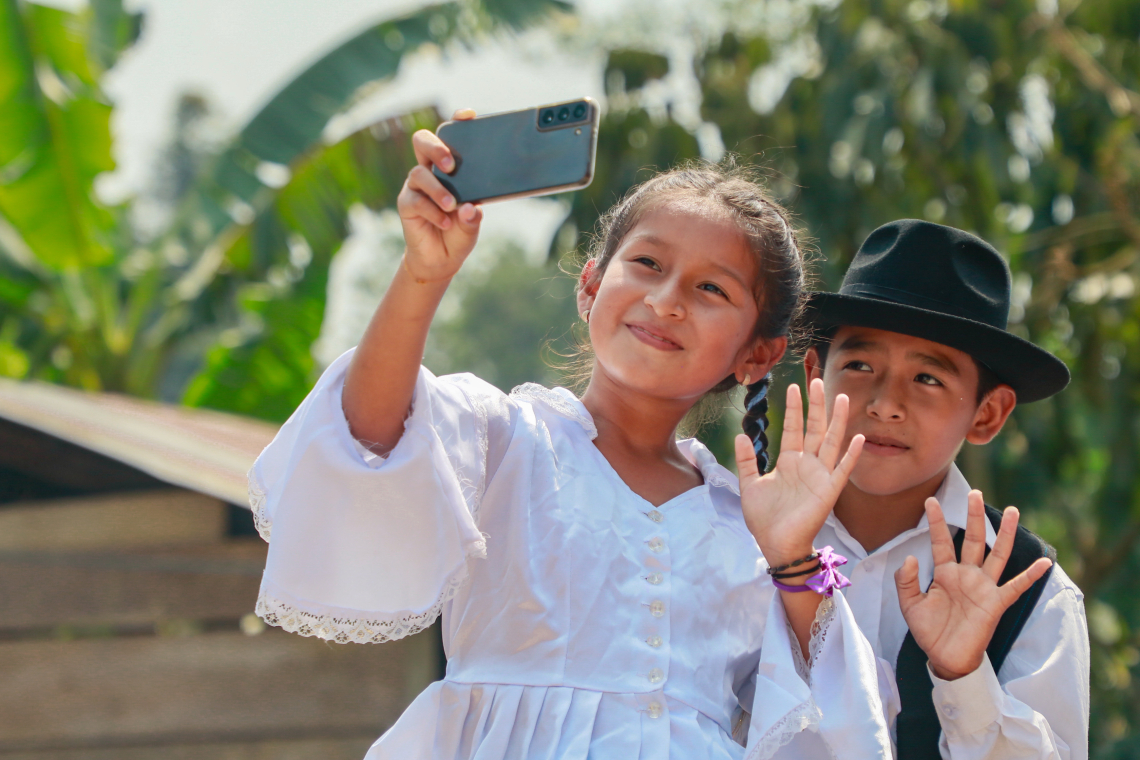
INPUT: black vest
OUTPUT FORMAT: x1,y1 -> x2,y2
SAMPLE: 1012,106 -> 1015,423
894,504 -> 1056,759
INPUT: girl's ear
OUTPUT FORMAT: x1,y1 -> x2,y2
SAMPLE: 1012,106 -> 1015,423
738,336 -> 787,383
577,260 -> 600,318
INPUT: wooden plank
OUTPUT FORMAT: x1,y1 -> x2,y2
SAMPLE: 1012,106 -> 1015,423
0,737 -> 375,760
0,541 -> 266,631
0,628 -> 440,751
0,490 -> 226,551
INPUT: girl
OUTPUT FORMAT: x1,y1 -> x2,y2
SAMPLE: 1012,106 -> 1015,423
249,110 -> 891,759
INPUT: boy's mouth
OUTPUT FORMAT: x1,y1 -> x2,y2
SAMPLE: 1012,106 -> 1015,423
626,322 -> 683,351
862,434 -> 910,456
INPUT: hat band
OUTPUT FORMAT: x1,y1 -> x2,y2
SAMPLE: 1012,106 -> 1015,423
840,283 -> 1004,328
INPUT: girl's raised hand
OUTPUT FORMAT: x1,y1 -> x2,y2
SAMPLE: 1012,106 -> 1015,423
735,377 -> 864,569
398,109 -> 484,283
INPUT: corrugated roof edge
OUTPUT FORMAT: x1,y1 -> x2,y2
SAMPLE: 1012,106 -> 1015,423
0,378 -> 279,507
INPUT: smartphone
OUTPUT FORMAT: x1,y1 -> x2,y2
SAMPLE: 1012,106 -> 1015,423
431,98 -> 599,204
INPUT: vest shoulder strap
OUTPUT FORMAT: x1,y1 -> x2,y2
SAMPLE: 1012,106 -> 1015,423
894,505 -> 1056,759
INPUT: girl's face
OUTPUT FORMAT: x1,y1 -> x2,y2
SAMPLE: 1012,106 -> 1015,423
580,199 -> 784,403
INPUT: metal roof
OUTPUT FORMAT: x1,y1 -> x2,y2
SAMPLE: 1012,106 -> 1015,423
0,378 -> 279,506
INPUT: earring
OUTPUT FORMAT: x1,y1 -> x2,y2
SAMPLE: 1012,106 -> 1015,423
582,309 -> 590,323
742,373 -> 751,386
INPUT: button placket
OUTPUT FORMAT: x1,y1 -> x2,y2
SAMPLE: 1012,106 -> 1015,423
639,510 -> 671,687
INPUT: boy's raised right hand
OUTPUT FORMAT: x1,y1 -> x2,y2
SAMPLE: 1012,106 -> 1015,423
398,109 -> 483,283
895,491 -> 1053,681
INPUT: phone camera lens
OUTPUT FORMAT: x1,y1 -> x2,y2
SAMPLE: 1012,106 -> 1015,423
573,103 -> 587,119
542,109 -> 555,124
558,107 -> 570,121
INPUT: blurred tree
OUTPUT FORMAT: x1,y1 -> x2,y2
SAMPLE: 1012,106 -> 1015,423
0,0 -> 568,404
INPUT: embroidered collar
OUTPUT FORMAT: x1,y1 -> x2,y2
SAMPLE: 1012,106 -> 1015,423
508,383 -> 740,495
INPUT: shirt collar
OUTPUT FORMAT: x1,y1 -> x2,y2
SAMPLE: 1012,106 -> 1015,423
823,463 -> 996,555
509,384 -> 739,495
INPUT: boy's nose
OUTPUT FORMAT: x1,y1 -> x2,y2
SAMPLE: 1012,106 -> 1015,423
867,377 -> 906,421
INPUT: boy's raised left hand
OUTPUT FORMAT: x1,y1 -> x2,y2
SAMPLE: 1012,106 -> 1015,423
896,491 -> 1053,681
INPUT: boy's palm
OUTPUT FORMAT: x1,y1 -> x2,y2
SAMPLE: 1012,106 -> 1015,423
896,493 -> 1053,680
736,379 -> 864,565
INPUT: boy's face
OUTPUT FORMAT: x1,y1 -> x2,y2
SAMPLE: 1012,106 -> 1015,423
805,326 -> 1016,497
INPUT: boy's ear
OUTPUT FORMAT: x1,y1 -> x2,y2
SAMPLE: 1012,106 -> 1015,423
965,385 -> 1017,445
803,346 -> 825,385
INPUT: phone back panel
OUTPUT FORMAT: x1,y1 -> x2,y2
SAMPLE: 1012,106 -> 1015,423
432,102 -> 598,204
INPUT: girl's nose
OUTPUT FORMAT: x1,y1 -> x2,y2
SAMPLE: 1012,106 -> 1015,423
644,282 -> 686,318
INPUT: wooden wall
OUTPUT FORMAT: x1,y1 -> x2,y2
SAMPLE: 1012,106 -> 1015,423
0,489 -> 441,759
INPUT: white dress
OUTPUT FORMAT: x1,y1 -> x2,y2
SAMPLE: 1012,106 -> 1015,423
250,350 -> 892,760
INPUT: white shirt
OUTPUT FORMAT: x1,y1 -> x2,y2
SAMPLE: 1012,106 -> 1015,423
816,464 -> 1090,759
250,350 -> 892,760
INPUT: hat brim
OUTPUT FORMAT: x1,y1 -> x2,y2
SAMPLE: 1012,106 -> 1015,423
802,292 -> 1070,403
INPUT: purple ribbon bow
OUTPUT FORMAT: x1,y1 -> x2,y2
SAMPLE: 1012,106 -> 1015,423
805,546 -> 851,597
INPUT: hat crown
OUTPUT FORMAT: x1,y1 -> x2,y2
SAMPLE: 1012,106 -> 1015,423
839,219 -> 1011,329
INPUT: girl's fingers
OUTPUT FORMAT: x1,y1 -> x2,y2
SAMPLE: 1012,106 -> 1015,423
411,129 -> 456,172
830,433 -> 864,492
407,165 -> 458,213
894,555 -> 923,612
735,433 -> 761,485
802,377 -> 827,455
456,202 -> 482,230
997,557 -> 1053,610
398,188 -> 452,230
781,384 -> 804,453
926,497 -> 958,566
817,392 -> 849,469
961,490 -> 988,567
983,506 -> 1020,582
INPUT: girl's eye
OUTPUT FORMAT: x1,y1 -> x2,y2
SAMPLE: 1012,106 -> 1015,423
633,256 -> 660,271
698,282 -> 728,298
916,373 -> 943,386
844,360 -> 872,372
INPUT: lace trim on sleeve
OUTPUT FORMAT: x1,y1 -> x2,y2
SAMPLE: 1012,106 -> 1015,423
783,595 -> 837,687
255,569 -> 469,644
745,699 -> 825,760
248,467 -> 271,542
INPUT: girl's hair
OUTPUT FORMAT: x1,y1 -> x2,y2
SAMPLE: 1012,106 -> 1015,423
574,157 -> 807,473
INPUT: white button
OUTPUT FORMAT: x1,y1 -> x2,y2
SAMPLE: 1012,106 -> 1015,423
646,702 -> 663,719
942,704 -> 958,719
647,537 -> 665,553
646,573 -> 663,585
647,510 -> 664,523
648,667 -> 664,684
649,600 -> 666,617
646,635 -> 663,648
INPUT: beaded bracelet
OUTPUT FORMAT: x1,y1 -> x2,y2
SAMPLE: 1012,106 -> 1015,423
770,562 -> 822,579
771,546 -> 852,598
766,551 -> 821,576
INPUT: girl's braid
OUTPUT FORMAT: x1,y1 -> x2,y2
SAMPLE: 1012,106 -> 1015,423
741,374 -> 772,473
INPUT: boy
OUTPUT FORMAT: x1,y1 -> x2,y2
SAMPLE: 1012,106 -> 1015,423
802,220 -> 1090,758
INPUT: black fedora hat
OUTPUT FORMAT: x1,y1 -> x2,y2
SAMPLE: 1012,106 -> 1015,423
803,219 -> 1070,403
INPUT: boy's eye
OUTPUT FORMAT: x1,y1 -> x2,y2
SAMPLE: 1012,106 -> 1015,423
698,282 -> 728,298
633,256 -> 660,271
916,373 -> 942,386
843,360 -> 872,372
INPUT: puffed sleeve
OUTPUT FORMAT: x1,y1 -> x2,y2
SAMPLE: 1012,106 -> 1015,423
746,592 -> 894,760
249,348 -> 508,644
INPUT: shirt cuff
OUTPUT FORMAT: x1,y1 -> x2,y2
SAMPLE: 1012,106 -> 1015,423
927,652 -> 1004,738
